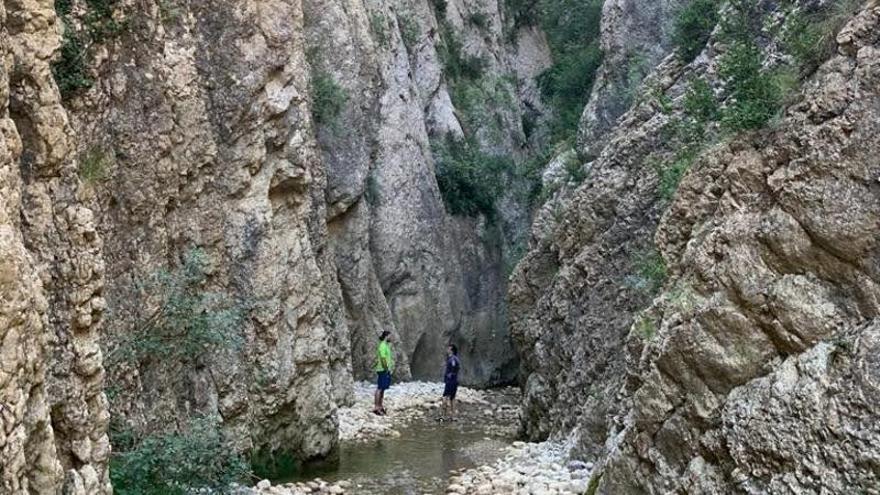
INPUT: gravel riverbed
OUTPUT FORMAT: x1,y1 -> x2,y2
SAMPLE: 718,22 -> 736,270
246,382 -> 586,495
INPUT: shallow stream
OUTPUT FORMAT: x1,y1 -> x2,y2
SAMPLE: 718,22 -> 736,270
279,391 -> 520,494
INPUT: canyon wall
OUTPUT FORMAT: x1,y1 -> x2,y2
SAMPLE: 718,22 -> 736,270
303,0 -> 548,385
1,0 -> 110,492
511,0 -> 880,492
2,0 -> 551,488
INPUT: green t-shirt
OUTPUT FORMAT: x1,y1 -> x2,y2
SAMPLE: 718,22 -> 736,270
375,340 -> 394,372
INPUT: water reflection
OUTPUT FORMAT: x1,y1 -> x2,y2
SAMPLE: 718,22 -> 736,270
281,413 -> 512,494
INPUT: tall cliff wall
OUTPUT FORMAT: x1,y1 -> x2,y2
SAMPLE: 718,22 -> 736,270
510,0 -> 880,492
304,0 -> 550,385
1,0 -> 110,492
2,0 -> 552,488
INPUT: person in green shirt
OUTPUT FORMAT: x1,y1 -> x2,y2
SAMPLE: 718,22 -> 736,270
374,330 -> 394,415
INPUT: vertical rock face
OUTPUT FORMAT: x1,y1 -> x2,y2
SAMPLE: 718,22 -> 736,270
1,0 -> 110,492
577,0 -> 686,159
64,0 -> 350,459
2,0 -> 553,483
510,0 -> 880,492
303,0 -> 550,385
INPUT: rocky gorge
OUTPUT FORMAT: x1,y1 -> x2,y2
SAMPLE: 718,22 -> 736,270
2,0 -> 880,493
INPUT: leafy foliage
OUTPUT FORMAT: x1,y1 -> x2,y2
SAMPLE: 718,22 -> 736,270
632,248 -> 667,294
635,314 -> 657,340
311,72 -> 349,125
398,15 -> 420,50
654,149 -> 697,201
369,13 -> 390,47
433,136 -> 513,219
717,39 -> 783,131
781,0 -> 864,75
562,151 -> 586,184
468,12 -> 490,30
79,147 -> 112,183
438,27 -> 488,83
52,0 -> 124,98
110,417 -> 251,495
682,77 -> 719,124
109,248 -> 243,365
672,0 -> 719,63
532,0 -> 604,142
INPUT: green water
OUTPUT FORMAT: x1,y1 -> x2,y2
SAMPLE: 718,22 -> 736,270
281,406 -> 516,494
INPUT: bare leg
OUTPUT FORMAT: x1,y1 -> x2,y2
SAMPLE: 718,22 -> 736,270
374,389 -> 380,412
378,389 -> 385,413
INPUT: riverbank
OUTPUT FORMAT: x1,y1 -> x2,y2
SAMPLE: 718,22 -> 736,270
446,440 -> 594,495
246,382 -> 584,494
338,381 -> 516,442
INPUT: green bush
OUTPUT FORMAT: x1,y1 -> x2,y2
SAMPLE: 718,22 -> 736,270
718,39 -> 784,132
635,314 -> 657,340
311,72 -> 349,125
781,0 -> 863,75
563,151 -> 586,184
370,13 -> 390,47
672,0 -> 719,63
683,77 -> 719,125
468,12 -> 490,30
537,43 -> 603,141
632,248 -> 667,293
53,20 -> 93,97
52,0 -> 123,98
108,248 -> 244,365
433,136 -> 512,219
439,27 -> 488,82
533,0 -> 604,142
110,417 -> 251,495
79,147 -> 112,183
398,15 -> 420,50
655,150 -> 696,201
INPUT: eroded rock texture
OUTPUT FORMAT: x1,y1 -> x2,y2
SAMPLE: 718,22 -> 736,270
303,0 -> 549,385
511,1 -> 880,493
1,0 -> 110,492
4,0 -> 553,481
65,0 -> 351,459
604,6 -> 880,491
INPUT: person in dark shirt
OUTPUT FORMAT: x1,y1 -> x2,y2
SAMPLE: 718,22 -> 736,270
439,344 -> 460,422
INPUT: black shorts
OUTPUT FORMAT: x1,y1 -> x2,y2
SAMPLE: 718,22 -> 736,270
377,371 -> 391,390
443,381 -> 458,399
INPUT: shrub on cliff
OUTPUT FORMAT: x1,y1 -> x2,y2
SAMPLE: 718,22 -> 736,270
534,0 -> 603,142
110,416 -> 251,495
107,248 -> 244,366
672,0 -> 720,63
311,72 -> 349,125
52,0 -> 124,98
433,136 -> 511,220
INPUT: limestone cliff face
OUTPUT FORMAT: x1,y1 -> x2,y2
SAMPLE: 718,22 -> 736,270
303,0 -> 549,385
578,0 -> 686,160
603,6 -> 880,491
1,0 -> 110,493
511,0 -> 880,492
65,0 -> 351,460
3,0 -> 551,486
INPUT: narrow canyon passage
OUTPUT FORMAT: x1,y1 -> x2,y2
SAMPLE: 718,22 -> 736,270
3,0 -> 880,494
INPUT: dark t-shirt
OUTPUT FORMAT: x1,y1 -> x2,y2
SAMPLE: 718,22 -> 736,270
445,355 -> 460,384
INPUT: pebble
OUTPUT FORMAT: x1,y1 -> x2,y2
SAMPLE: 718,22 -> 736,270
444,440 -> 593,495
